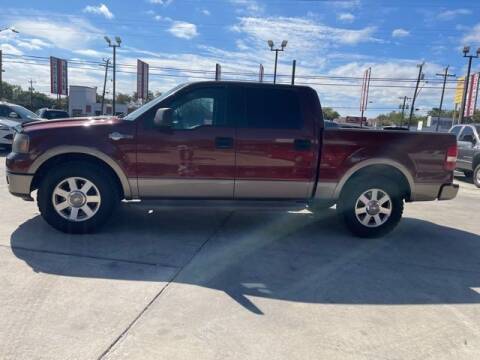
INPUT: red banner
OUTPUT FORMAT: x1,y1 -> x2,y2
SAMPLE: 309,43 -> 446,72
136,59 -> 149,101
50,57 -> 68,95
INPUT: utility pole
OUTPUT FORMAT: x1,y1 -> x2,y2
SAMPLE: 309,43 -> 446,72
101,58 -> 110,115
408,62 -> 424,129
0,50 -> 3,100
459,46 -> 479,123
28,79 -> 36,109
105,36 -> 121,115
291,60 -> 296,85
398,96 -> 411,127
435,66 -> 456,131
267,40 -> 287,84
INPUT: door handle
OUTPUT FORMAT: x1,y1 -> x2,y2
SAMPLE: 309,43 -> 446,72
109,132 -> 133,141
294,139 -> 312,151
215,137 -> 234,149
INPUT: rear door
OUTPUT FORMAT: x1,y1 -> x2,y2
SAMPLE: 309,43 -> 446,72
457,126 -> 475,170
234,86 -> 318,199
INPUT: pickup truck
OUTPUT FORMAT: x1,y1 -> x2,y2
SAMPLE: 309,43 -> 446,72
449,124 -> 480,187
6,81 -> 459,237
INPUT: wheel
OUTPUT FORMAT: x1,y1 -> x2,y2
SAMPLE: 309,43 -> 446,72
37,161 -> 119,234
463,170 -> 473,178
338,176 -> 404,238
474,164 -> 480,188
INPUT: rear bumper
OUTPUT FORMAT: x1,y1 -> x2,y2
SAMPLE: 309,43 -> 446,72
6,172 -> 34,200
438,183 -> 459,201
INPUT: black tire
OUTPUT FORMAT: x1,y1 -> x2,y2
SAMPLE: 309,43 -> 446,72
337,176 -> 404,238
463,170 -> 473,178
474,165 -> 480,188
37,161 -> 119,234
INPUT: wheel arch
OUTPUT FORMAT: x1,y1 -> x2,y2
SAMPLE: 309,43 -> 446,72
30,147 -> 133,199
334,159 -> 414,201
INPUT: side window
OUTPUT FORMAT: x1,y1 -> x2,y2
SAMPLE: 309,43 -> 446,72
459,126 -> 474,142
169,87 -> 226,130
0,105 -> 12,118
449,126 -> 462,138
243,88 -> 303,129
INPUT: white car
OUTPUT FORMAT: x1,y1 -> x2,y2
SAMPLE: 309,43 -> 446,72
0,118 -> 18,148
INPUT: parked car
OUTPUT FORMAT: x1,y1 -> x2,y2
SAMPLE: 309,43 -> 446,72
449,124 -> 480,187
0,102 -> 41,123
324,120 -> 340,129
6,81 -> 458,237
36,108 -> 69,120
0,102 -> 41,147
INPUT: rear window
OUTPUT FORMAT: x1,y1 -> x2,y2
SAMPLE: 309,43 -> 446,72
243,87 -> 303,129
45,110 -> 69,119
449,126 -> 462,138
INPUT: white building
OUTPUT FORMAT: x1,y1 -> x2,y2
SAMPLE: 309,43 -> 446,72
68,85 -> 128,117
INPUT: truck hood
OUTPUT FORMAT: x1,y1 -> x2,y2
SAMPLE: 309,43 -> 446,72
21,116 -> 122,132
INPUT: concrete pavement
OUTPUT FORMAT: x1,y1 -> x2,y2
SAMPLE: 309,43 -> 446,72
1,149 -> 480,359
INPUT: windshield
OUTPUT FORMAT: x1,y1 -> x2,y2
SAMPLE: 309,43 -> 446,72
11,105 -> 40,122
45,110 -> 69,119
123,83 -> 187,121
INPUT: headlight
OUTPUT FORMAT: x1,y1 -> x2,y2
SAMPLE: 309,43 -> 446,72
0,124 -> 10,130
12,133 -> 30,154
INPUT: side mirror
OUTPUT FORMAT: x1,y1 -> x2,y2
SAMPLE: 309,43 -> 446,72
9,112 -> 19,119
153,108 -> 173,129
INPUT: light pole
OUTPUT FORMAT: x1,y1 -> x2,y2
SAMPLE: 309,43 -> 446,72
105,36 -> 121,115
267,40 -> 287,84
459,46 -> 480,124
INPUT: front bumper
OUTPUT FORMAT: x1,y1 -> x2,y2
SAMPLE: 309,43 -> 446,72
438,183 -> 459,201
6,172 -> 34,200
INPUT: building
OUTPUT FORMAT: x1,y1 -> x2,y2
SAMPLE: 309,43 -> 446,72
68,85 -> 129,117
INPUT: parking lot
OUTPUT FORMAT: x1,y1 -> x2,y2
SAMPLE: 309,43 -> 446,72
0,149 -> 480,360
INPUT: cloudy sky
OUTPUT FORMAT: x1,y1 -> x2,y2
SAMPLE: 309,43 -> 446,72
1,0 -> 480,116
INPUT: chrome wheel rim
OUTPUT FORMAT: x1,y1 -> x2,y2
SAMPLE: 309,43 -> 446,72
354,188 -> 392,228
52,177 -> 101,222
476,170 -> 480,184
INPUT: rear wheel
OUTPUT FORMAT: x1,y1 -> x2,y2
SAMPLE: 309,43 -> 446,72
338,177 -> 404,238
474,165 -> 480,188
37,161 -> 119,233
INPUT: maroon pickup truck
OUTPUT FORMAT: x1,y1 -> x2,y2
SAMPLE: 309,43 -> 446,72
6,81 -> 458,237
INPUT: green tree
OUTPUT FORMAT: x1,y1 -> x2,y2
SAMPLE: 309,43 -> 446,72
322,107 -> 340,120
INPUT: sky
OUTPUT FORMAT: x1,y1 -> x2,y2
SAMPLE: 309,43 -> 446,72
1,0 -> 480,117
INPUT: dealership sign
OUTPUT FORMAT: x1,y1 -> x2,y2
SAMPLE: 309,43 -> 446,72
50,57 -> 68,95
137,59 -> 149,101
464,73 -> 479,117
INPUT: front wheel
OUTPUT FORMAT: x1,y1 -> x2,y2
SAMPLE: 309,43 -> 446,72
37,161 -> 119,234
338,177 -> 404,238
474,164 -> 480,188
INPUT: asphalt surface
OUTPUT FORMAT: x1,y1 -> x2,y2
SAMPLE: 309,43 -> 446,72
1,148 -> 480,360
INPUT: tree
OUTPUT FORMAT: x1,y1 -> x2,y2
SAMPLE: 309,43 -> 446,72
0,80 -> 62,110
322,107 -> 340,120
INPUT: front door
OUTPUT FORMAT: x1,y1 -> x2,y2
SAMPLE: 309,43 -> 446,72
233,85 -> 318,199
135,85 -> 235,198
457,126 -> 476,170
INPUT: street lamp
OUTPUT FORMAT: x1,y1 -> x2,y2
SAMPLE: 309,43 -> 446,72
267,40 -> 287,84
105,36 -> 121,115
459,46 -> 480,124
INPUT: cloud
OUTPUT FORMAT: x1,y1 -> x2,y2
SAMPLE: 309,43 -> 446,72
168,21 -> 198,39
148,0 -> 174,5
73,49 -> 110,58
12,17 -> 102,50
16,38 -> 52,50
329,0 -> 361,9
0,43 -> 23,55
337,13 -> 355,22
230,0 -> 264,15
392,28 -> 410,38
202,9 -> 211,16
437,8 -> 471,20
462,23 -> 480,45
83,3 -> 114,19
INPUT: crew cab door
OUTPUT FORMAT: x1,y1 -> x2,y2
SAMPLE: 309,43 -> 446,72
233,86 -> 319,199
135,85 -> 235,198
457,126 -> 476,170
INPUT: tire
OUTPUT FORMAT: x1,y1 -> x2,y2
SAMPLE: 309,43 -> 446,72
37,161 -> 119,234
463,170 -> 473,178
337,176 -> 404,238
474,164 -> 480,188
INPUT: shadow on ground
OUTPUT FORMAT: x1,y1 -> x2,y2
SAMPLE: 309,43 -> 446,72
10,205 -> 480,313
